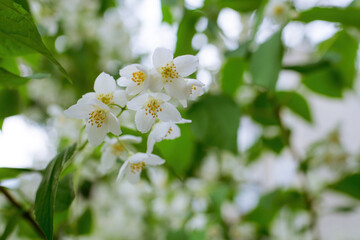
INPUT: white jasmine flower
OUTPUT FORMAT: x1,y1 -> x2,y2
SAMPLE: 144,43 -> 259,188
117,64 -> 151,95
179,79 -> 205,107
147,119 -> 191,154
152,47 -> 199,100
117,153 -> 165,184
127,92 -> 181,133
265,0 -> 291,24
80,72 -> 128,110
99,135 -> 142,174
64,99 -> 121,146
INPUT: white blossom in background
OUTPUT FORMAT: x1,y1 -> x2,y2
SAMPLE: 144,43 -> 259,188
179,78 -> 205,107
117,153 -> 165,184
64,98 -> 121,146
265,0 -> 292,24
99,135 -> 142,174
127,92 -> 181,133
152,47 -> 199,101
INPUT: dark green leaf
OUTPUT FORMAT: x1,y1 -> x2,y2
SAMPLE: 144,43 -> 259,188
188,94 -> 241,153
302,68 -> 343,98
276,91 -> 312,122
76,207 -> 93,235
98,0 -> 116,15
218,0 -> 262,12
166,229 -> 188,240
55,174 -> 75,212
25,73 -> 51,79
0,209 -> 21,240
249,93 -> 279,126
0,0 -> 70,81
262,135 -> 285,154
298,7 -> 360,29
283,60 -> 331,74
329,173 -> 360,200
0,88 -> 20,127
157,124 -> 195,177
175,10 -> 201,56
0,67 -> 29,87
161,0 -> 177,24
221,57 -> 245,96
35,144 -> 77,240
0,167 -> 34,181
250,31 -> 283,90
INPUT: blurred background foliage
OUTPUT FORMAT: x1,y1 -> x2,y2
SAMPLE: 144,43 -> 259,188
0,0 -> 360,239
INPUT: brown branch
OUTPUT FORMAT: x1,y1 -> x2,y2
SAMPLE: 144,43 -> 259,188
0,186 -> 46,239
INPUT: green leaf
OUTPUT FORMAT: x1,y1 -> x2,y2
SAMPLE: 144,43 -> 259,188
157,124 -> 195,177
298,7 -> 360,29
55,174 -> 75,212
262,135 -> 285,154
188,94 -> 241,153
0,209 -> 21,240
76,207 -> 93,235
175,10 -> 201,56
283,60 -> 331,74
302,68 -> 343,98
0,0 -> 70,81
250,31 -> 283,90
35,144 -> 77,240
218,0 -> 262,12
329,173 -> 360,200
161,0 -> 177,24
0,88 -> 20,128
0,167 -> 34,181
276,91 -> 312,122
249,93 -> 279,126
0,67 -> 29,87
221,57 -> 245,96
98,0 -> 116,15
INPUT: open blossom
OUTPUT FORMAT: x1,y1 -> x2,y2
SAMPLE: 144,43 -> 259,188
117,153 -> 165,184
80,72 -> 127,111
179,79 -> 205,107
117,64 -> 151,95
152,47 -> 199,100
265,0 -> 291,24
99,135 -> 142,174
64,98 -> 121,146
127,92 -> 181,133
147,119 -> 191,154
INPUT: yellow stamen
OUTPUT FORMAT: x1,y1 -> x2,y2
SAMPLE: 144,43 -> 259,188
160,61 -> 179,83
144,98 -> 163,119
88,110 -> 106,128
96,93 -> 114,105
131,71 -> 147,86
130,161 -> 145,173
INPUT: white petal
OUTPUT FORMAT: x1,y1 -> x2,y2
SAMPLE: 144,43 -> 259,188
177,118 -> 192,124
119,64 -> 141,78
127,93 -> 149,110
163,123 -> 180,140
158,103 -> 181,122
117,77 -> 133,87
146,122 -> 171,154
148,71 -> 164,92
118,135 -> 142,143
90,98 -> 110,111
126,168 -> 141,184
145,154 -> 165,166
86,123 -> 107,146
116,161 -> 129,181
164,79 -> 189,100
149,92 -> 171,102
64,103 -> 93,119
113,90 -> 128,107
78,92 -> 96,104
173,55 -> 198,77
186,78 -> 205,87
128,153 -> 148,163
99,149 -> 117,174
94,72 -> 116,93
127,83 -> 146,96
179,99 -> 188,108
153,47 -> 173,68
106,112 -> 121,135
135,109 -> 155,133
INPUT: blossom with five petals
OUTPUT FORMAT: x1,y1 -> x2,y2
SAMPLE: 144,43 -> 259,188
117,153 -> 165,184
127,92 -> 181,133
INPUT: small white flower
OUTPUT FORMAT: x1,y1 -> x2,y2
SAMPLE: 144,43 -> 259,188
127,92 -> 181,133
117,64 -> 150,95
265,0 -> 291,24
152,47 -> 199,100
81,72 -> 127,110
64,98 -> 121,146
117,153 -> 165,184
147,119 -> 191,154
179,79 -> 205,107
99,135 -> 142,174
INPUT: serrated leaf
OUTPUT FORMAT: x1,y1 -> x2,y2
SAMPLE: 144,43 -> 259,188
0,0 -> 70,82
0,67 -> 29,87
298,7 -> 360,29
329,173 -> 360,200
188,94 -> 241,153
0,167 -> 34,181
221,57 -> 245,96
250,31 -> 283,90
35,144 -> 77,240
276,91 -> 312,122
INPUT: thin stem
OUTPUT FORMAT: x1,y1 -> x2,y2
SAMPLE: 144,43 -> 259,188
0,186 -> 46,239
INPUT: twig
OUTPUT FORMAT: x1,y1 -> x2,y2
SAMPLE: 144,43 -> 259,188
0,186 -> 46,239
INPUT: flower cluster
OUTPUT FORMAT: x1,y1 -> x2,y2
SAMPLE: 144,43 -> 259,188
65,48 -> 204,184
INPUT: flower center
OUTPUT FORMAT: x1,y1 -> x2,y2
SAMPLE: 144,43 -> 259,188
273,5 -> 284,15
132,71 -> 147,86
111,142 -> 124,155
160,61 -> 179,83
96,93 -> 114,105
88,109 -> 106,128
164,127 -> 173,138
190,85 -> 197,95
144,98 -> 163,118
130,161 -> 145,173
